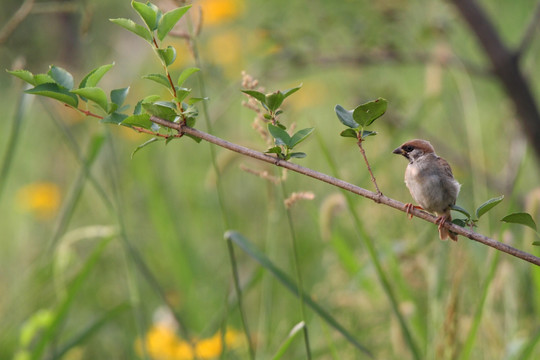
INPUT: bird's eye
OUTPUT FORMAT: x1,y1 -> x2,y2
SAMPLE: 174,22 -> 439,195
403,145 -> 414,152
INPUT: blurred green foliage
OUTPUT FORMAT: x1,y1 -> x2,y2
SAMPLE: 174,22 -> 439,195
1,0 -> 540,359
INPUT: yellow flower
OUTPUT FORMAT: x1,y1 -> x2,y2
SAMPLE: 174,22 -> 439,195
198,0 -> 245,25
17,182 -> 61,219
137,325 -> 242,360
146,325 -> 180,359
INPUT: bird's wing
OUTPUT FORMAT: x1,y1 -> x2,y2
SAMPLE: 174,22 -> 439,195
436,156 -> 454,178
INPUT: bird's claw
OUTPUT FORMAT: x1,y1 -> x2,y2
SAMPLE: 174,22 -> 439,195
404,203 -> 423,220
435,215 -> 447,231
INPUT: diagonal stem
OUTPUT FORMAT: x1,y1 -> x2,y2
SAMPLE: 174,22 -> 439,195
357,137 -> 382,196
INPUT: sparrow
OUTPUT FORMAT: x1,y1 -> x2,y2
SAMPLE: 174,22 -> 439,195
393,139 -> 461,241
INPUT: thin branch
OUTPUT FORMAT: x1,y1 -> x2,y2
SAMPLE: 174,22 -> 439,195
357,136 -> 382,196
448,0 -> 540,162
147,115 -> 540,267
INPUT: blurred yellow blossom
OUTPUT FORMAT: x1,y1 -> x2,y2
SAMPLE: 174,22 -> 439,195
17,182 -> 61,219
204,30 -> 243,77
137,324 -> 242,359
198,0 -> 245,25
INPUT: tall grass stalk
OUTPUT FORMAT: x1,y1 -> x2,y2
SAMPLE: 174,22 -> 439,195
42,104 -> 193,348
280,180 -> 313,359
0,86 -> 30,202
316,131 -> 422,360
188,17 -> 256,358
0,86 -> 29,196
46,133 -> 105,253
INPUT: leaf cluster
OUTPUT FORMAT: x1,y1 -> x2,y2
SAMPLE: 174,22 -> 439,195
8,64 -> 130,123
335,98 -> 387,140
242,85 -> 314,161
9,1 -> 203,155
452,196 -> 539,244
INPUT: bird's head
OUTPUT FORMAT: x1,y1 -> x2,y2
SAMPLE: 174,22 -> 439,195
392,139 -> 436,163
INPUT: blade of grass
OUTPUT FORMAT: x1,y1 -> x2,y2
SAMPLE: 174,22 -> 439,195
225,230 -> 373,358
517,328 -> 540,360
458,251 -> 499,360
31,236 -> 112,359
51,302 -> 130,360
280,180 -> 312,359
104,130 -> 193,346
315,131 -> 421,359
272,321 -> 306,360
0,86 -> 30,201
187,13 -> 255,358
46,132 -> 106,253
41,101 -> 191,354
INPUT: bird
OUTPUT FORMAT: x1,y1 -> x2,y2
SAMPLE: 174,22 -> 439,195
393,139 -> 461,241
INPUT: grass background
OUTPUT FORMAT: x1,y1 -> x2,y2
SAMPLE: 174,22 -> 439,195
1,0 -> 540,358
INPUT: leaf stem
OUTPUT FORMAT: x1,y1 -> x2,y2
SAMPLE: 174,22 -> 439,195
356,135 -> 382,196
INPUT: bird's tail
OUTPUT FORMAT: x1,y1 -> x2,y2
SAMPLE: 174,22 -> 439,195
438,214 -> 458,241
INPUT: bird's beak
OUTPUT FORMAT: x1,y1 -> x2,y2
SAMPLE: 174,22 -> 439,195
392,147 -> 403,155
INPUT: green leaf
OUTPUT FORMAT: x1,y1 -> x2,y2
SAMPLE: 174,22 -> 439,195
131,137 -> 161,158
225,231 -> 373,357
142,73 -> 171,88
272,322 -> 306,360
101,112 -> 128,125
176,88 -> 191,103
340,128 -> 358,138
79,63 -> 114,89
157,5 -> 191,41
110,18 -> 153,43
289,127 -> 314,148
352,97 -> 387,127
532,241 -> 540,246
289,152 -> 307,159
266,146 -> 283,155
7,69 -> 35,85
241,89 -> 267,105
475,195 -> 504,219
268,124 -> 291,147
121,114 -> 152,129
266,91 -> 285,113
133,100 -> 143,115
48,65 -> 74,90
34,73 -> 55,85
501,212 -> 537,231
142,102 -> 177,121
451,205 -> 472,219
154,100 -> 177,109
281,84 -> 302,99
177,67 -> 200,87
452,218 -> 468,227
131,0 -> 158,30
71,87 -> 108,111
335,104 -> 359,128
110,87 -> 129,106
360,130 -> 377,139
156,46 -> 176,66
186,97 -> 208,105
143,94 -> 161,103
25,83 -> 78,107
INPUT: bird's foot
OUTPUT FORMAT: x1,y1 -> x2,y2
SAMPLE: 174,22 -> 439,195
404,203 -> 423,220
